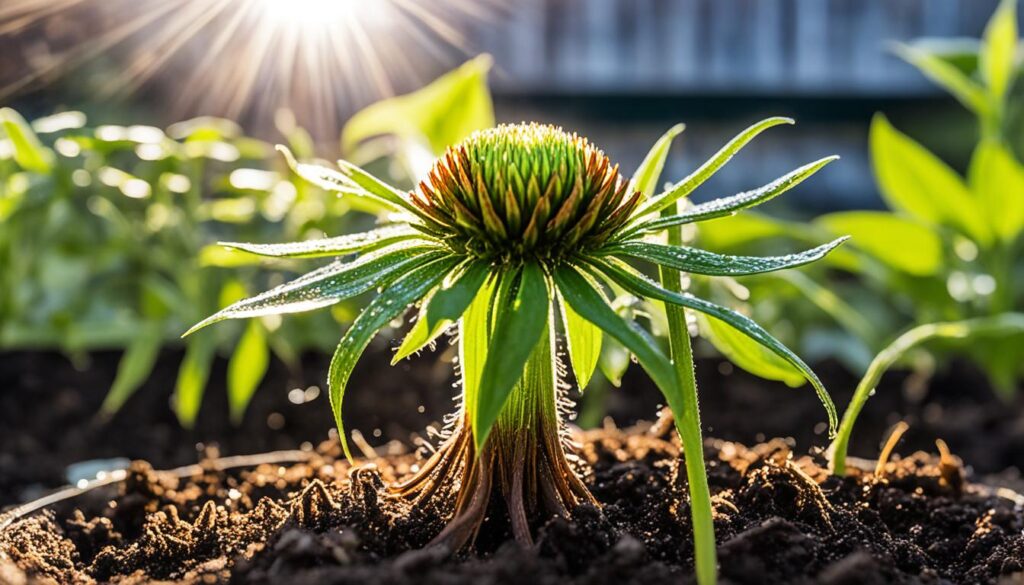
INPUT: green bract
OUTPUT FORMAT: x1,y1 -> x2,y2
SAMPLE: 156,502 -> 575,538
188,119 -> 843,558
413,123 -> 639,259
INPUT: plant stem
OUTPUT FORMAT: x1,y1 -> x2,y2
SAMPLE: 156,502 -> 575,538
659,210 -> 717,585
419,310 -> 594,549
828,313 -> 1024,475
496,315 -> 557,441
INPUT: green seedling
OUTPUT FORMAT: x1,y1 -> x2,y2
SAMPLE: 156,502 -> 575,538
189,120 -> 842,584
828,312 -> 1024,475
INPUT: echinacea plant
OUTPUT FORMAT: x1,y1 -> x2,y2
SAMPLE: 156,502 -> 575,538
188,119 -> 843,584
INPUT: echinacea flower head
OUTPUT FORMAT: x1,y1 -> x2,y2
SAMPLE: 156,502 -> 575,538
414,123 -> 639,260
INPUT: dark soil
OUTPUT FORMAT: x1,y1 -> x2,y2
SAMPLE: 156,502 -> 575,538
3,423 -> 1024,584
2,348 -> 1022,507
2,348 -> 1024,583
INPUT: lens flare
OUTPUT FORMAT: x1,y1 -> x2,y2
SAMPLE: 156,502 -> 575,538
258,0 -> 364,27
0,0 -> 494,136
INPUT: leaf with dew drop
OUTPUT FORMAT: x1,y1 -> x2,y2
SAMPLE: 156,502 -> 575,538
329,255 -> 461,461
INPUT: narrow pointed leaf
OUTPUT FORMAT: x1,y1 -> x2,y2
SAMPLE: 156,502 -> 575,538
631,123 -> 685,198
697,313 -> 805,387
635,156 -> 839,235
892,43 -> 988,115
184,243 -> 441,335
100,323 -> 163,415
971,141 -> 1024,243
557,265 -> 690,472
336,158 -> 441,224
228,321 -> 270,425
460,275 -> 496,424
560,295 -> 602,390
277,145 -> 382,202
870,114 -> 990,245
830,313 -> 1024,475
606,237 -> 848,277
0,107 -> 54,173
473,263 -> 550,449
221,225 -> 426,259
980,0 -> 1018,100
638,117 -> 795,216
280,145 -> 440,230
393,260 -> 490,363
588,257 -> 837,434
553,264 -> 677,399
329,256 -> 460,461
174,333 -> 217,428
817,211 -> 943,277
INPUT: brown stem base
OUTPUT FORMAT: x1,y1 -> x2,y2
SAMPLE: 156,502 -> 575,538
389,416 -> 596,551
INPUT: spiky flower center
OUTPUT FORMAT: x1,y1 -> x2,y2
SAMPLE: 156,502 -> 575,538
413,123 -> 640,261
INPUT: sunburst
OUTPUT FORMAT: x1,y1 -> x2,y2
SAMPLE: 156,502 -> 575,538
0,0 -> 494,135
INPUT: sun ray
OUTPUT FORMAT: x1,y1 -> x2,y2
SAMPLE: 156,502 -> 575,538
0,0 -> 495,137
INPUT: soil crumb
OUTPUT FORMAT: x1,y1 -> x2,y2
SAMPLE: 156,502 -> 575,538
2,423 -> 1023,584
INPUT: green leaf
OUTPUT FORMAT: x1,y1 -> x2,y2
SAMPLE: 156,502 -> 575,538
560,295 -> 603,391
0,108 -> 54,173
100,323 -> 163,415
185,243 -> 442,334
460,274 -> 496,423
829,312 -> 1024,475
222,225 -> 426,259
606,237 -> 848,277
638,117 -> 795,216
970,140 -> 1024,243
198,245 -> 266,268
277,145 -> 420,218
335,158 -> 440,223
817,211 -> 944,277
597,335 -> 630,387
636,156 -> 838,234
697,313 -> 804,387
971,336 -> 1024,399
393,260 -> 490,363
329,256 -> 459,461
980,0 -> 1019,99
870,114 -> 990,245
773,270 -> 879,349
228,320 -> 270,425
473,263 -> 550,449
174,333 -> 218,428
588,257 -> 837,434
631,124 -> 685,198
277,145 -> 375,196
892,43 -> 989,115
694,212 -> 795,250
342,55 -> 494,155
553,264 -> 677,397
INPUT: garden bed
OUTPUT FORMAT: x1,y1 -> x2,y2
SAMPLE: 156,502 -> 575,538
3,349 -> 1024,583
3,420 -> 1023,584
2,349 -> 1022,507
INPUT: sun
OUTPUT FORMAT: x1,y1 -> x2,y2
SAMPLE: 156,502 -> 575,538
255,0 -> 365,29
0,0 -> 492,135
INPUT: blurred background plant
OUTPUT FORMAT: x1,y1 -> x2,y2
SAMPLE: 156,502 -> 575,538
687,0 -> 1024,398
0,57 -> 494,425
